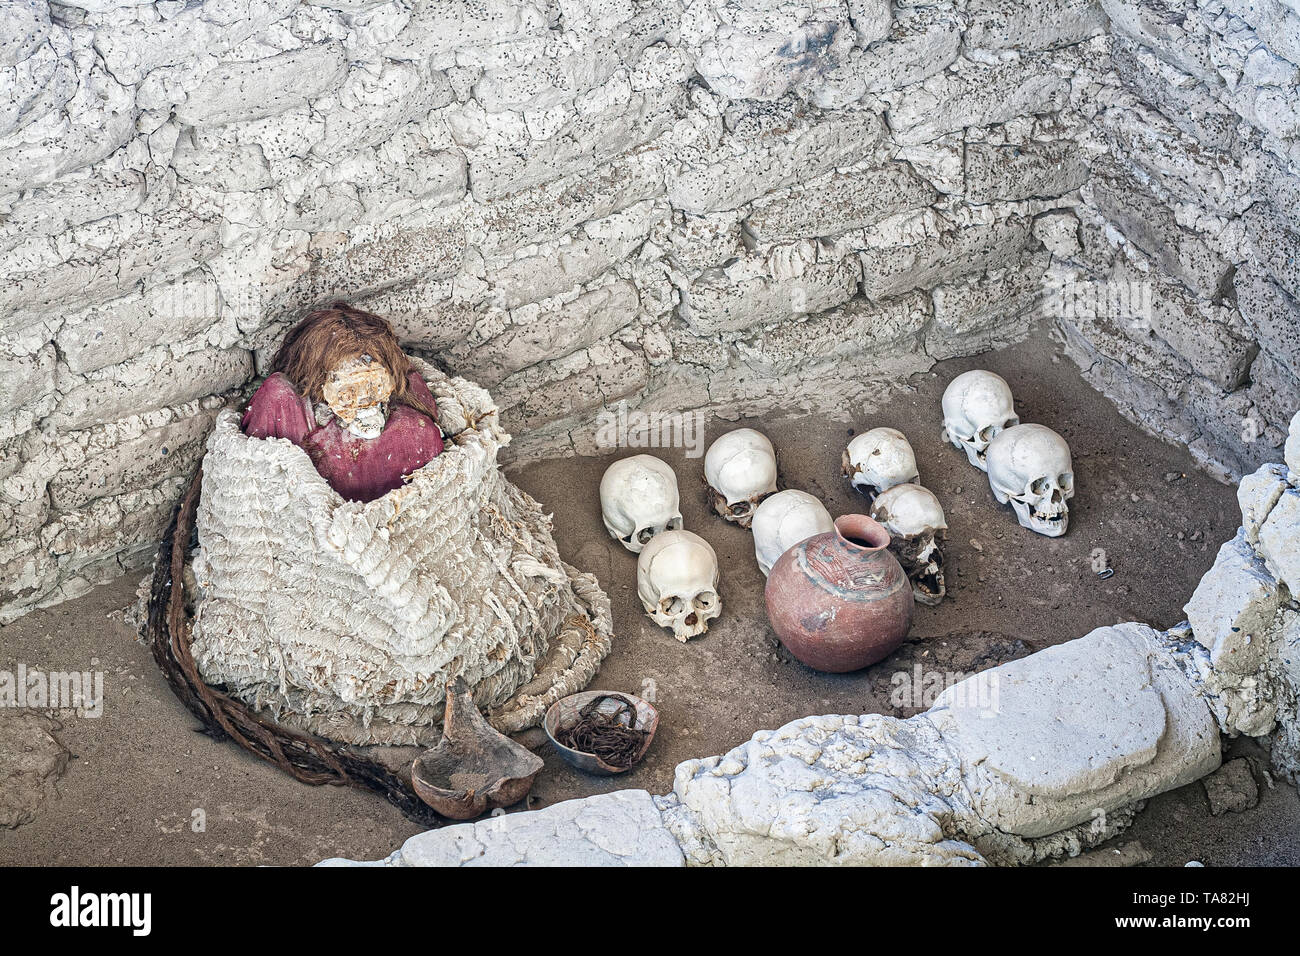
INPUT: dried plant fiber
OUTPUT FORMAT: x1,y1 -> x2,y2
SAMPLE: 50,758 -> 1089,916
189,360 -> 612,746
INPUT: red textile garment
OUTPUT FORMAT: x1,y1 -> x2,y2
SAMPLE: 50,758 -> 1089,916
241,371 -> 445,503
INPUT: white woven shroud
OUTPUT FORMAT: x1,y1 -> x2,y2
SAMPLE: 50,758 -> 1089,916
189,362 -> 612,747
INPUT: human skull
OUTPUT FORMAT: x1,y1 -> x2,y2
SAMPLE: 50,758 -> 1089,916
704,428 -> 778,528
323,355 -> 395,439
941,370 -> 1020,471
870,484 -> 948,606
636,530 -> 722,642
985,424 -> 1075,537
599,455 -> 683,553
842,427 -> 920,501
751,489 -> 834,577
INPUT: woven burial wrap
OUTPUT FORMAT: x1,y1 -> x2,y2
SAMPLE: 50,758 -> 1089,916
189,363 -> 612,747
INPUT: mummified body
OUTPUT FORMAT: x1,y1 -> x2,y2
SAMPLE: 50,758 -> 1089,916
241,305 -> 445,502
188,304 -> 613,745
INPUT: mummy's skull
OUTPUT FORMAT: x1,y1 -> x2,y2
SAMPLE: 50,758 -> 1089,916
941,370 -> 1019,471
870,483 -> 948,606
636,530 -> 722,642
704,428 -> 778,528
986,423 -> 1074,537
323,356 -> 394,439
599,455 -> 683,553
842,427 -> 920,501
751,490 -> 834,577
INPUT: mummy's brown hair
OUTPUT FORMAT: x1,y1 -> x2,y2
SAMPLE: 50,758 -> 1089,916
270,303 -> 439,420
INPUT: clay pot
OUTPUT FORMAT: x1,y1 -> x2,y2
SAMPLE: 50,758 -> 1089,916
765,514 -> 914,673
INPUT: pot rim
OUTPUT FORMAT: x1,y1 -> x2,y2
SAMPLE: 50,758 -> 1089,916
833,514 -> 891,552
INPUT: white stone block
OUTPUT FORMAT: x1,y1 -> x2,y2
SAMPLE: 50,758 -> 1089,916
1287,410 -> 1300,481
1236,267 -> 1300,384
176,44 -> 347,128
50,348 -> 252,432
693,3 -> 855,102
1,42 -> 76,140
813,5 -> 960,107
58,269 -> 221,375
1259,490 -> 1300,597
0,0 -> 50,69
0,62 -> 135,195
679,244 -> 861,335
667,109 -> 884,215
1238,463 -> 1291,545
745,162 -> 935,245
886,59 -> 1069,147
966,0 -> 1106,51
0,345 -> 56,417
399,790 -> 684,866
94,0 -> 301,86
1185,532 -> 1286,676
933,623 -> 1221,838
965,139 -> 1089,205
847,0 -> 891,46
859,213 -> 1032,299
383,0 -> 549,61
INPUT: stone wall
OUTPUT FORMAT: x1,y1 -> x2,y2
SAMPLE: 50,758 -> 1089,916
1,0 -> 1297,624
0,0 -> 1109,623
1058,0 -> 1300,481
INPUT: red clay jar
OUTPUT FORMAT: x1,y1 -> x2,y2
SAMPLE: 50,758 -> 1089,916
765,513 -> 914,673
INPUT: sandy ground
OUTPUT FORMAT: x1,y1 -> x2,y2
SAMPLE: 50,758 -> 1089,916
2,328 -> 1297,866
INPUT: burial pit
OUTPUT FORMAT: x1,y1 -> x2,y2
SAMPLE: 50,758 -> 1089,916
1,0 -> 1299,866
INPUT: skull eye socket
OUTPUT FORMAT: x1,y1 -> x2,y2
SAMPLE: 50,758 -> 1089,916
667,515 -> 683,531
637,527 -> 656,545
1058,473 -> 1074,493
977,424 -> 997,442
661,596 -> 686,616
694,591 -> 718,611
730,501 -> 751,517
1030,477 -> 1050,496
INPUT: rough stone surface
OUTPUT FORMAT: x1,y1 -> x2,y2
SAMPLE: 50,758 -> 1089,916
1258,490 -> 1300,596
935,628 -> 1169,797
1062,0 -> 1300,480
1185,532 -> 1287,676
1202,758 -> 1260,816
1288,410 -> 1300,480
399,790 -> 684,867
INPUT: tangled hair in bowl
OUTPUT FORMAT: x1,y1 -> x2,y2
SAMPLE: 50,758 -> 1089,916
271,302 -> 439,421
